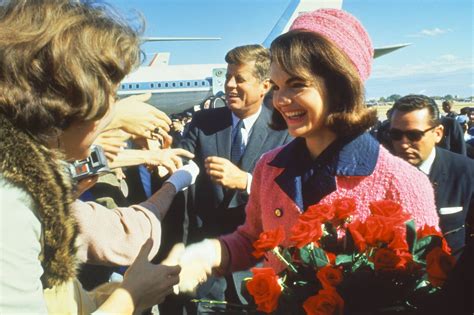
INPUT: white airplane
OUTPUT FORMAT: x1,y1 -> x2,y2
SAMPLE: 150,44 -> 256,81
117,0 -> 408,115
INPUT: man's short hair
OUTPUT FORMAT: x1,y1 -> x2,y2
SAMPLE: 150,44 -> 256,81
392,95 -> 440,126
442,100 -> 453,109
225,44 -> 270,82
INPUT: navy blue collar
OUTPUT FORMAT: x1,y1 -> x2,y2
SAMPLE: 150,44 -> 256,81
269,132 -> 379,176
268,133 -> 379,210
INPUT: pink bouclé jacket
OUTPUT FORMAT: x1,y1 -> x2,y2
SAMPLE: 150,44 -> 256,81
220,134 -> 439,273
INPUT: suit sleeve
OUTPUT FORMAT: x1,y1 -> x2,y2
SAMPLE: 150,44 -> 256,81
74,200 -> 162,266
176,113 -> 200,154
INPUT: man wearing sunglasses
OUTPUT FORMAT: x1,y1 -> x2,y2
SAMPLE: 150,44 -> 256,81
389,94 -> 473,257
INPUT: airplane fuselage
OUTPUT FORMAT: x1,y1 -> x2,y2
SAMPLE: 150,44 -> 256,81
118,63 -> 225,114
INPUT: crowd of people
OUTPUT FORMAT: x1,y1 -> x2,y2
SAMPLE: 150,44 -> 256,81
0,0 -> 472,314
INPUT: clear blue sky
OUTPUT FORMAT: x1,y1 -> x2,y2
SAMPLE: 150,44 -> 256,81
109,0 -> 473,99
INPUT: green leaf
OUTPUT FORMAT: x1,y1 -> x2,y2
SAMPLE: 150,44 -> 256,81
299,247 -> 311,265
414,236 -> 442,259
311,247 -> 329,268
414,279 -> 430,291
335,254 -> 353,266
352,256 -> 365,272
405,219 -> 417,253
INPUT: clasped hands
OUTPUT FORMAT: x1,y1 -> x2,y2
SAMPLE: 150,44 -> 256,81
162,239 -> 222,295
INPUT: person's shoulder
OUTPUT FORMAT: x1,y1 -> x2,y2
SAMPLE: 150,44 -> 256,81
376,146 -> 425,178
436,147 -> 474,170
193,107 -> 229,120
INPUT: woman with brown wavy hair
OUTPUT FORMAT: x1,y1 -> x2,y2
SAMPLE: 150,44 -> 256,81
0,0 -> 182,313
171,9 -> 439,302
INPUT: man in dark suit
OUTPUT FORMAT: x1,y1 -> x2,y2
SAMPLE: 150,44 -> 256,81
388,94 -> 474,257
178,44 -> 292,310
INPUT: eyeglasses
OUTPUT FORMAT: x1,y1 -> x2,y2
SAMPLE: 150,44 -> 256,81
388,126 -> 437,142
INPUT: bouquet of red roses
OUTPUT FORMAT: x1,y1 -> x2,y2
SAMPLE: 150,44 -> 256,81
244,199 -> 455,315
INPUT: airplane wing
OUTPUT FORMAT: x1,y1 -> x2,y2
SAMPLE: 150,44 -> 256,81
143,37 -> 221,42
374,43 -> 411,58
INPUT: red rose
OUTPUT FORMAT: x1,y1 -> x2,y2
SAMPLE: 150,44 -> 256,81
426,247 -> 455,287
372,248 -> 405,272
333,198 -> 356,223
417,224 -> 443,239
303,288 -> 344,315
388,229 -> 409,251
317,266 -> 343,289
252,226 -> 286,258
246,268 -> 282,313
369,200 -> 411,225
417,225 -> 452,254
303,204 -> 335,222
289,219 -> 323,248
326,252 -> 336,265
363,216 -> 395,245
347,220 -> 367,252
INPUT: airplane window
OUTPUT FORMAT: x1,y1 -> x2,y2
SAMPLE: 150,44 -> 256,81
136,84 -> 139,88
180,82 -> 183,87
165,83 -> 169,87
194,82 -> 198,86
187,82 -> 191,87
172,83 -> 176,87
158,83 -> 161,88
202,81 -> 206,86
121,85 -> 125,89
151,83 -> 154,88
128,84 -> 132,89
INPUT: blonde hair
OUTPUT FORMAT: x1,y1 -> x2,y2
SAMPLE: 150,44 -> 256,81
0,0 -> 143,143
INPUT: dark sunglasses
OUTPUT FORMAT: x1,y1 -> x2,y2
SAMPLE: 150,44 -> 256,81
388,126 -> 437,142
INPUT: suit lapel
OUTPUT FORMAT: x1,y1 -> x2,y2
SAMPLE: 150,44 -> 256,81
216,109 -> 233,159
429,148 -> 448,204
240,107 -> 270,172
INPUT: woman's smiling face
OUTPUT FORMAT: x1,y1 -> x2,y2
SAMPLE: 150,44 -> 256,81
270,62 -> 329,140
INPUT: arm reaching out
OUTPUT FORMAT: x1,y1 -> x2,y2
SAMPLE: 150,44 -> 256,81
105,93 -> 171,139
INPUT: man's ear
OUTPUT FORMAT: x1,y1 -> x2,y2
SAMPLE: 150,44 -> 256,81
261,79 -> 271,95
434,124 -> 444,144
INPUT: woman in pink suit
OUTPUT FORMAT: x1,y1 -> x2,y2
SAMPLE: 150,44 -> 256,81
175,8 -> 439,293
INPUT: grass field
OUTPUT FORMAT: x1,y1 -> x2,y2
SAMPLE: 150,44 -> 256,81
371,102 -> 473,121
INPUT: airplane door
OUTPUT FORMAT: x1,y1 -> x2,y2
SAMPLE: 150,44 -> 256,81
212,68 -> 226,96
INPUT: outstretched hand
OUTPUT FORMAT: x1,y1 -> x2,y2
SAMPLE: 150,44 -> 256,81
107,93 -> 171,139
121,239 -> 181,310
173,239 -> 222,295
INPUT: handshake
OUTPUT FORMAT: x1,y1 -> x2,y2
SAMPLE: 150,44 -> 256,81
161,239 -> 222,295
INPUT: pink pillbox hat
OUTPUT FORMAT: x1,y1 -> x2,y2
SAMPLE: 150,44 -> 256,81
290,8 -> 373,81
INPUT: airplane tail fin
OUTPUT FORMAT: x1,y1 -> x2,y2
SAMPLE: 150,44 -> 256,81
262,0 -> 342,47
148,52 -> 170,66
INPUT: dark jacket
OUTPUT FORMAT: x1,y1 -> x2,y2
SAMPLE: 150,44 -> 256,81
429,147 -> 474,255
179,105 -> 292,240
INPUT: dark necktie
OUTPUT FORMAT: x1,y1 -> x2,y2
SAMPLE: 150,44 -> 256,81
230,119 -> 244,165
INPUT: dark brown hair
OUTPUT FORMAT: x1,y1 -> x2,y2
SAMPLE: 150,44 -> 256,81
392,95 -> 440,126
0,0 -> 143,143
269,30 -> 377,137
225,44 -> 270,82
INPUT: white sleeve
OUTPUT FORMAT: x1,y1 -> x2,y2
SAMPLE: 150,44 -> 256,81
0,181 -> 48,314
